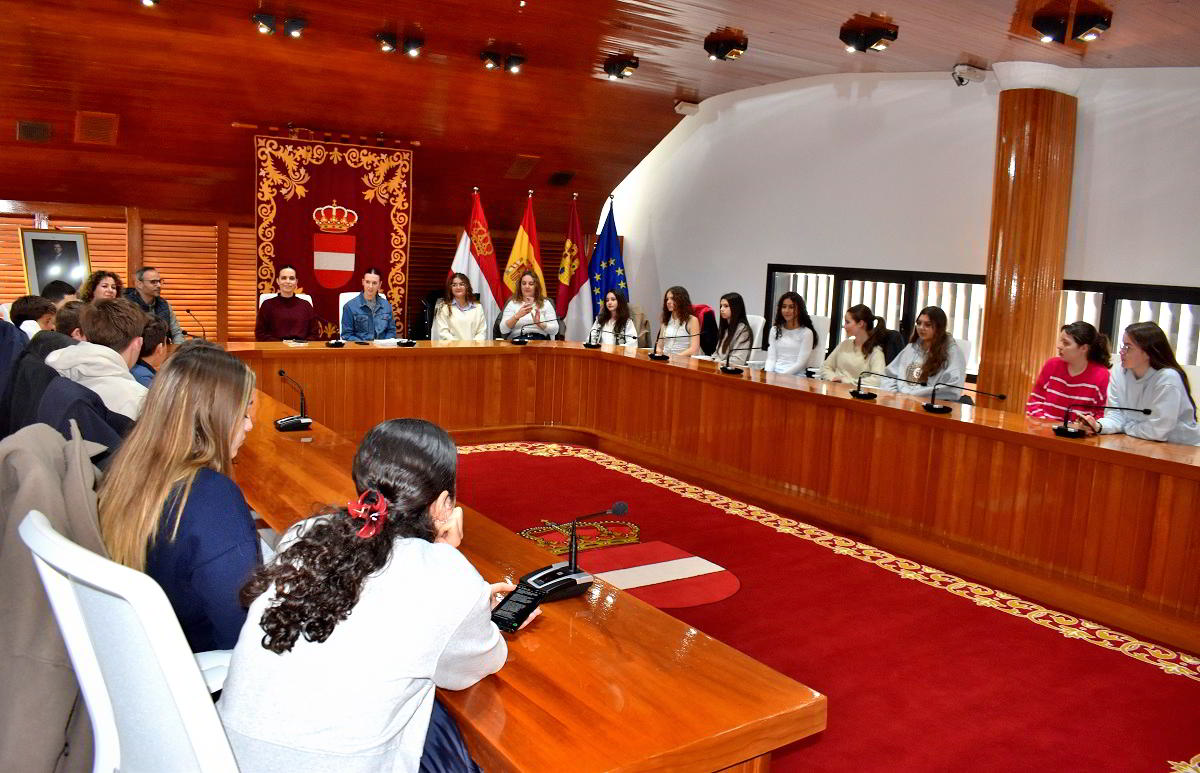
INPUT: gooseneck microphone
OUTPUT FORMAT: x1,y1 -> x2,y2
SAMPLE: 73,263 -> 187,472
511,315 -> 563,345
274,369 -> 313,432
522,501 -> 629,601
923,382 -> 1007,414
583,325 -> 602,349
719,340 -> 758,376
184,309 -> 207,340
1053,404 -> 1151,438
649,329 -> 702,361
849,371 -> 925,400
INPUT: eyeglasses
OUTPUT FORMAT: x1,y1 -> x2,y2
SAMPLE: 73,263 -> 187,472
1118,343 -> 1136,353
145,279 -> 163,285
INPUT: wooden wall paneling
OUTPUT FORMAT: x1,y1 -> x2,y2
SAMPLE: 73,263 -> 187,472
216,219 -> 229,341
125,206 -> 142,279
0,221 -> 30,300
142,222 -> 218,338
227,226 -> 258,340
977,87 -> 1077,413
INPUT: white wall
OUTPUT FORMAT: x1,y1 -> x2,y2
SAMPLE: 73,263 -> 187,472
608,67 -> 1200,319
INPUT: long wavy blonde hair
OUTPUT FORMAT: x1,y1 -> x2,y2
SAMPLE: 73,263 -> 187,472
98,343 -> 255,570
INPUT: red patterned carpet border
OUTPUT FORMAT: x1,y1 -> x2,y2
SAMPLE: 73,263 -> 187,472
460,441 -> 1200,684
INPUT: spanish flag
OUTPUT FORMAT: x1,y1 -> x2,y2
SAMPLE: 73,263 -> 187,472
502,193 -> 544,300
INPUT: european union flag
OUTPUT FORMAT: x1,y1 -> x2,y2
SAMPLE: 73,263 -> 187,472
589,203 -> 627,317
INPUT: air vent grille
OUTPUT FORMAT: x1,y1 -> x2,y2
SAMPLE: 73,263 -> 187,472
503,154 -> 540,180
16,121 -> 52,142
74,111 -> 119,145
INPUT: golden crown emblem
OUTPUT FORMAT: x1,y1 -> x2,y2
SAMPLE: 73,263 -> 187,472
312,200 -> 359,233
518,519 -> 640,556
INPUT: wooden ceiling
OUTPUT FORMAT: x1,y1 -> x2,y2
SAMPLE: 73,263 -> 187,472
2,0 -> 1198,232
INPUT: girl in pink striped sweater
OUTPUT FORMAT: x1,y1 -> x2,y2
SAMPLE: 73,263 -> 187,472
1026,322 -> 1112,422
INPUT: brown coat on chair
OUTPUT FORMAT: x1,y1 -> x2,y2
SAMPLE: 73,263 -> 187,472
0,422 -> 108,772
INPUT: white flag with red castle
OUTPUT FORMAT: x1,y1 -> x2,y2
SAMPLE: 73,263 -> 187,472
312,201 -> 358,289
448,190 -> 503,334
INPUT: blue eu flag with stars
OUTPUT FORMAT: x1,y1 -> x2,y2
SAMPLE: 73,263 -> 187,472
589,203 -> 627,317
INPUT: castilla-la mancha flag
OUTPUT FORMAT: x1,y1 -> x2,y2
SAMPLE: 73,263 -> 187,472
501,193 -> 544,301
448,191 -> 503,334
555,196 -> 592,341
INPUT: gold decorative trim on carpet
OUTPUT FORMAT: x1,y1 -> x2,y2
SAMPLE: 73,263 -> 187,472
460,442 -> 1200,684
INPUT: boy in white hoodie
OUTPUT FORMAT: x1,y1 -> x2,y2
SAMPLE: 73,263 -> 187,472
45,298 -> 148,421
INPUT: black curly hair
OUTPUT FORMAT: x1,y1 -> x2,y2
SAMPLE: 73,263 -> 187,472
241,418 -> 458,654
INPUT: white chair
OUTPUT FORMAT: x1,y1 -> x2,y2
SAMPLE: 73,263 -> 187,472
18,511 -> 238,773
0,302 -> 10,321
338,291 -> 359,338
955,337 -> 973,369
806,315 -> 831,370
746,314 -> 767,369
258,292 -> 313,307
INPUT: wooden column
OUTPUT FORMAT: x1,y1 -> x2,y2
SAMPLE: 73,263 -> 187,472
125,205 -> 143,279
216,218 -> 229,341
977,76 -> 1077,413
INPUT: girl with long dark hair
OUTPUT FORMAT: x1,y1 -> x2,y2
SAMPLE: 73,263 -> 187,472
714,292 -> 753,366
656,285 -> 700,356
1026,321 -> 1112,421
1075,322 -> 1199,444
882,306 -> 965,398
219,418 -> 525,771
819,303 -> 888,385
764,291 -> 817,375
434,272 -> 487,341
588,289 -> 638,351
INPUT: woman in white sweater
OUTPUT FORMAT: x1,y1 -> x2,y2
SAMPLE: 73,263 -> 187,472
764,291 -> 817,375
883,305 -> 965,399
819,303 -> 889,385
588,290 -> 639,351
498,270 -> 558,340
1075,322 -> 1200,445
433,272 -> 487,341
219,419 -> 533,772
714,292 -> 754,366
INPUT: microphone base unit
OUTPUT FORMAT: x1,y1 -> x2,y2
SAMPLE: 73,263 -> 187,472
582,342 -> 602,349
922,402 -> 953,414
849,389 -> 877,400
396,339 -> 417,348
719,365 -> 744,375
325,339 -> 345,348
274,415 -> 313,432
1053,425 -> 1087,439
511,337 -> 529,346
648,353 -> 670,361
519,561 -> 594,602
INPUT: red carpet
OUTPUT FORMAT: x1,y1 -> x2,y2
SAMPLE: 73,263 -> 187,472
457,442 -> 1200,773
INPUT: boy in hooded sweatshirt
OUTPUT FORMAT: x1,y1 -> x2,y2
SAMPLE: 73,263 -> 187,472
45,298 -> 148,421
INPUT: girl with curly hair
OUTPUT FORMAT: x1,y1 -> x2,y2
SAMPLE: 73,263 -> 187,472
79,270 -> 123,302
219,418 -> 528,771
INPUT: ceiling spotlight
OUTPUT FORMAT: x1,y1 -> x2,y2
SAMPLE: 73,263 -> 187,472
251,13 -> 275,35
505,54 -> 525,74
1072,10 -> 1112,42
839,15 -> 899,53
1032,12 -> 1067,44
284,18 -> 306,39
703,30 -> 748,61
480,50 -> 503,70
403,35 -> 423,57
603,54 -> 639,80
140,0 -> 158,6
376,32 -> 397,53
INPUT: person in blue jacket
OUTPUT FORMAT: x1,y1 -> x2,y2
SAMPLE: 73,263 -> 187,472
340,267 -> 397,341
97,341 -> 260,652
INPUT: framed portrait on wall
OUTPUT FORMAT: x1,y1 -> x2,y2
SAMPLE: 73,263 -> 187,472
19,228 -> 91,295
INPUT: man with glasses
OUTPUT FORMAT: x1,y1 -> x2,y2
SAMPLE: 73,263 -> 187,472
124,266 -> 185,343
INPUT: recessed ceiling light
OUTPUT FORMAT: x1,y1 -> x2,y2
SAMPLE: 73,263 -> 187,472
703,30 -> 748,61
404,35 -> 423,57
505,54 -> 525,74
1072,10 -> 1112,42
480,50 -> 503,70
603,54 -> 639,80
251,13 -> 275,35
839,15 -> 899,54
284,18 -> 306,39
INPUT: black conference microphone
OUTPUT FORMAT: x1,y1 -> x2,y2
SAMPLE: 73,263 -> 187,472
648,328 -> 702,361
719,341 -> 758,375
274,369 -> 313,432
511,315 -> 563,345
582,324 -> 602,349
184,309 -> 207,340
923,382 -> 1007,414
1053,404 -> 1151,438
521,501 -> 628,601
849,371 -> 925,399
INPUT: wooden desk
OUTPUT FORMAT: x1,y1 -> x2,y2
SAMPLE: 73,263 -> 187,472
234,391 -> 827,772
227,341 -> 1200,653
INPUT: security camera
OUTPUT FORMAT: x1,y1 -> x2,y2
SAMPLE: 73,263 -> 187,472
951,63 -> 986,87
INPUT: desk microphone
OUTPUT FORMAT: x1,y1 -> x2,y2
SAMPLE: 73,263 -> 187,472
274,369 -> 313,432
649,328 -> 701,361
1053,404 -> 1150,438
512,315 -> 563,345
923,382 -> 1006,414
184,309 -> 207,340
583,324 -> 602,349
849,371 -> 924,399
719,340 -> 757,375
